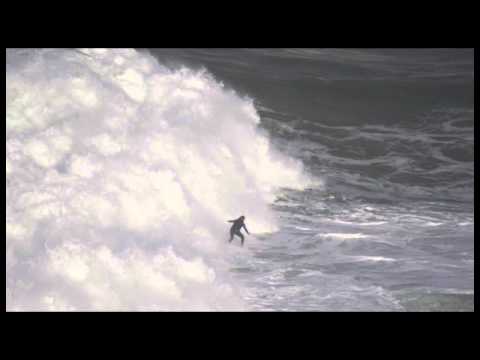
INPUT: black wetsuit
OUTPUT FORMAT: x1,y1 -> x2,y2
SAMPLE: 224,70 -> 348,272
228,217 -> 249,246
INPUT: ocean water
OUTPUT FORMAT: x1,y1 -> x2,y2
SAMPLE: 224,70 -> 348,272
6,48 -> 474,311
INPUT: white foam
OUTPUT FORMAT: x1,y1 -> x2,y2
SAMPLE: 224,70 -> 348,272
316,233 -> 370,239
6,48 -> 312,311
349,256 -> 396,263
332,219 -> 387,226
293,226 -> 312,231
424,222 -> 443,227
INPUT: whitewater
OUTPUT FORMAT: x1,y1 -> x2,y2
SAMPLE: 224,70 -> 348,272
6,48 -> 312,311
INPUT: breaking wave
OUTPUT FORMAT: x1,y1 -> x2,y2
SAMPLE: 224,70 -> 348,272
5,48 -> 311,310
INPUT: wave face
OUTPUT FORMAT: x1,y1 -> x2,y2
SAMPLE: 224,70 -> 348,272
5,48 -> 310,310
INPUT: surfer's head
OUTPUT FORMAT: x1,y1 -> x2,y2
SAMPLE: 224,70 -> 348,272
240,215 -> 245,221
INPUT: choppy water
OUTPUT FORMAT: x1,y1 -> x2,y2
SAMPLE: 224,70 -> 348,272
147,48 -> 474,311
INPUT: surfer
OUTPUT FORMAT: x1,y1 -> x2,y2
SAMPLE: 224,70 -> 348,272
227,216 -> 250,246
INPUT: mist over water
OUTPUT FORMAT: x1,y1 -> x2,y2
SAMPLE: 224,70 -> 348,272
6,48 -> 474,311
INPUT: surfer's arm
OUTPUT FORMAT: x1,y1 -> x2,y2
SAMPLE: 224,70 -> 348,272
243,224 -> 250,234
227,220 -> 235,223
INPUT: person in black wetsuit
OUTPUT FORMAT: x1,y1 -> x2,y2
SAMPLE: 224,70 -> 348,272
228,215 -> 250,246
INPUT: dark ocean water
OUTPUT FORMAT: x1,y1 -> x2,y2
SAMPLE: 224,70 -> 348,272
146,48 -> 474,311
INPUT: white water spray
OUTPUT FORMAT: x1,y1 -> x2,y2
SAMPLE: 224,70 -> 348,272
6,48 -> 310,310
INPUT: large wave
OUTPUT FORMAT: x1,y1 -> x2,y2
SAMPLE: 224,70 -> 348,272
6,48 -> 310,311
